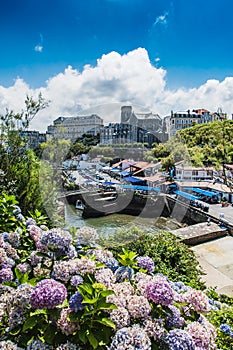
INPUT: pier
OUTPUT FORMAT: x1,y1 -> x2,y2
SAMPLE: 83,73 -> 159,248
170,222 -> 228,245
166,195 -> 233,236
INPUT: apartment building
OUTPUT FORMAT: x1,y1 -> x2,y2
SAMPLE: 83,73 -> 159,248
168,108 -> 226,138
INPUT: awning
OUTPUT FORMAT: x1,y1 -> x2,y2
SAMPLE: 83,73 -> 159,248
183,188 -> 218,197
173,190 -> 199,201
119,170 -> 132,177
124,176 -> 146,184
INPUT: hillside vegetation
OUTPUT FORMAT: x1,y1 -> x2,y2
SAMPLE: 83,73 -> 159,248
177,120 -> 233,167
147,120 -> 233,169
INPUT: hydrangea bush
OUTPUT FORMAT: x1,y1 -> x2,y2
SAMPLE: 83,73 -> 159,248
0,211 -> 231,349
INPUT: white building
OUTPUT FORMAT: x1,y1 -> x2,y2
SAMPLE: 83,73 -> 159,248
175,166 -> 214,182
168,109 -> 226,138
47,114 -> 103,141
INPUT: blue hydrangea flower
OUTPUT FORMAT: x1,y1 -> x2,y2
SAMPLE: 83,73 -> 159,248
27,339 -> 50,349
69,291 -> 85,312
165,329 -> 195,350
105,257 -> 119,272
114,266 -> 134,282
109,324 -> 151,349
220,323 -> 231,334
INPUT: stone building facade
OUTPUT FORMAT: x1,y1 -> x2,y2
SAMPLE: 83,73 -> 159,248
47,114 -> 103,141
100,106 -> 167,146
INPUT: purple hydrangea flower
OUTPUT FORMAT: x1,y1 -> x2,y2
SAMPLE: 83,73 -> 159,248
146,279 -> 175,306
0,268 -> 13,283
55,342 -> 80,350
70,275 -> 84,287
16,262 -> 31,274
184,289 -> 210,314
187,318 -> 216,349
167,305 -> 185,329
69,291 -> 85,312
30,279 -> 67,309
136,256 -> 155,273
172,281 -> 190,293
67,245 -> 77,259
25,218 -> 37,227
57,308 -> 79,335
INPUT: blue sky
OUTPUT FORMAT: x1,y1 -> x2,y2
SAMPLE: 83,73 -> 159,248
1,0 -> 233,88
1,0 -> 233,131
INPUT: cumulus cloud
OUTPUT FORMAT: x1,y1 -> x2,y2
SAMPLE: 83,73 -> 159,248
0,47 -> 233,132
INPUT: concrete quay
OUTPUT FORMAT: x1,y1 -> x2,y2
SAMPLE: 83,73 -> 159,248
171,223 -> 233,297
192,237 -> 233,297
171,222 -> 228,245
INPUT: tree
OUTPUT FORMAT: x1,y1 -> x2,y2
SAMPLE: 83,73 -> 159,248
151,143 -> 170,159
0,94 -> 50,216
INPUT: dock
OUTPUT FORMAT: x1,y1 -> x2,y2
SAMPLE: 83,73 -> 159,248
171,222 -> 228,245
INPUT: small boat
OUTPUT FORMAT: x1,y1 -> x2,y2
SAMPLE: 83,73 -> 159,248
75,200 -> 85,210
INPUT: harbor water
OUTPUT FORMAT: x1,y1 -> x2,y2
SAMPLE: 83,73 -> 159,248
64,203 -> 184,238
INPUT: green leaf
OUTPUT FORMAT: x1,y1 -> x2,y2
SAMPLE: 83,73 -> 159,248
96,317 -> 116,329
100,290 -> 114,297
43,325 -> 57,344
82,297 -> 99,304
78,282 -> 93,295
14,267 -> 24,281
23,314 -> 45,331
97,299 -> 117,310
78,329 -> 87,344
87,331 -> 99,349
9,325 -> 21,335
30,309 -> 48,316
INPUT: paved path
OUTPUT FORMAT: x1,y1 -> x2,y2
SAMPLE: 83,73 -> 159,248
192,236 -> 233,296
208,202 -> 233,225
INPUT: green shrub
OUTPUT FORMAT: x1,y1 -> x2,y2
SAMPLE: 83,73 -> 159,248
0,193 -> 19,232
104,230 -> 205,289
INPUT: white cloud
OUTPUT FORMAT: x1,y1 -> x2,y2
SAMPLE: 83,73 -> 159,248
34,45 -> 43,52
34,33 -> 44,52
153,12 -> 169,27
0,47 -> 233,132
